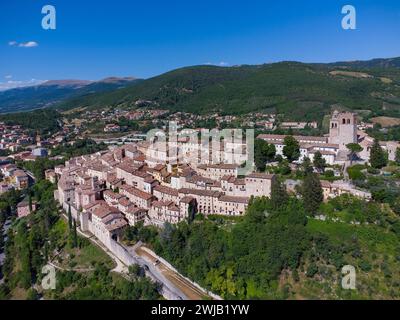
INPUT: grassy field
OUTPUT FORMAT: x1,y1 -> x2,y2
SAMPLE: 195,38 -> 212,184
329,70 -> 373,79
51,219 -> 115,270
371,116 -> 400,127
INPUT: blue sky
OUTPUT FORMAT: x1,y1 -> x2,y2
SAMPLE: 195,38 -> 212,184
0,0 -> 399,89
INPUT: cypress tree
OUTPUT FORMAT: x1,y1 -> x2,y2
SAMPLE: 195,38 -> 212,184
302,157 -> 313,176
270,176 -> 288,210
301,172 -> 323,215
28,194 -> 33,212
73,220 -> 78,248
68,204 -> 72,230
313,151 -> 326,173
370,139 -> 387,169
396,147 -> 400,165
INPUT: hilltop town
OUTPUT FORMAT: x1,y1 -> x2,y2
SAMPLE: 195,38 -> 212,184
47,110 -> 399,252
1,106 -> 400,300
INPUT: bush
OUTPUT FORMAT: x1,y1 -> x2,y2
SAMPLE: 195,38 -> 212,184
324,170 -> 334,178
347,165 -> 366,181
359,260 -> 372,272
367,167 -> 380,175
306,264 -> 318,278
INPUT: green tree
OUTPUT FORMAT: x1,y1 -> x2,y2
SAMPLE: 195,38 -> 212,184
346,143 -> 363,165
73,220 -> 78,248
128,264 -> 145,279
301,172 -> 323,215
395,147 -> 400,165
370,139 -> 387,169
0,227 -> 4,253
270,177 -> 288,210
283,136 -> 300,162
27,288 -> 39,300
302,157 -> 313,176
254,139 -> 276,171
28,194 -> 33,212
313,151 -> 326,173
68,204 -> 72,230
277,159 -> 291,175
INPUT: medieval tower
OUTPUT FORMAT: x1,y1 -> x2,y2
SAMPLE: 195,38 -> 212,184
329,110 -> 358,151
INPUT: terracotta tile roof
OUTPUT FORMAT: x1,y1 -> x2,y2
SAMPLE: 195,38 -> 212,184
180,196 -> 195,204
179,188 -> 222,198
122,186 -> 153,200
154,185 -> 179,197
118,197 -> 132,207
103,189 -> 123,200
218,195 -> 249,204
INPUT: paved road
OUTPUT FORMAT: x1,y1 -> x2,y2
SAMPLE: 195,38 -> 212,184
25,170 -> 37,183
135,246 -> 210,300
123,243 -> 188,300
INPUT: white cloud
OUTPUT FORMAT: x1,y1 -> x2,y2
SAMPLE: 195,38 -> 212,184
5,75 -> 12,79
8,40 -> 39,48
0,78 -> 46,91
204,61 -> 230,67
19,41 -> 39,48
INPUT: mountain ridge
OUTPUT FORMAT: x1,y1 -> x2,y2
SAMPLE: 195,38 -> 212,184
55,57 -> 400,121
0,76 -> 142,113
1,57 -> 400,119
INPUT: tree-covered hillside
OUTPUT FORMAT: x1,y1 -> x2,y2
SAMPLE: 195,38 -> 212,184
145,193 -> 400,300
57,60 -> 400,121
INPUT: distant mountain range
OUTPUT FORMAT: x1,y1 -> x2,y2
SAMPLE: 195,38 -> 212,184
0,77 -> 142,113
1,57 -> 400,121
327,57 -> 400,69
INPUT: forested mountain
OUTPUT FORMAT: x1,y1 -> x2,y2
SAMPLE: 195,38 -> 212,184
1,57 -> 400,121
56,58 -> 400,121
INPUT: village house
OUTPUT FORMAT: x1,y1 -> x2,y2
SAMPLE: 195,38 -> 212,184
320,181 -> 372,201
45,169 -> 57,183
197,163 -> 239,180
83,201 -> 127,245
125,207 -> 147,226
119,185 -> 154,208
17,200 -> 37,218
14,170 -> 29,189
